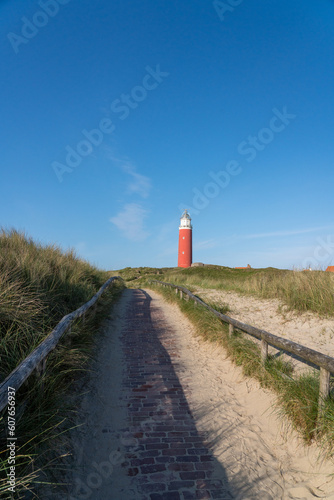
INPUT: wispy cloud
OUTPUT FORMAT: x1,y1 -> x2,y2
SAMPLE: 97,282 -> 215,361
194,239 -> 217,250
122,162 -> 151,198
110,203 -> 150,241
104,146 -> 151,198
239,225 -> 334,240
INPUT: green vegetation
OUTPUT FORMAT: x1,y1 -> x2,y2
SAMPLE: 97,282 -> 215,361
202,299 -> 231,315
148,282 -> 334,457
0,229 -> 124,498
118,264 -> 334,317
2,248 -> 332,494
115,266 -> 168,283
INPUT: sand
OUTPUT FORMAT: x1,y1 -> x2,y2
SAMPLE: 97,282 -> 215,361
193,287 -> 334,373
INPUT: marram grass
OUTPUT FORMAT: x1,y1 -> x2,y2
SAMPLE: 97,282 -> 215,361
0,229 -> 124,498
120,264 -> 334,317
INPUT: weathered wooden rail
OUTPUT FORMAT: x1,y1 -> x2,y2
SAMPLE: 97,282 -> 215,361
150,279 -> 333,414
0,276 -> 123,412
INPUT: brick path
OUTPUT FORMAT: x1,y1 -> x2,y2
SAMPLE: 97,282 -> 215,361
116,289 -> 232,499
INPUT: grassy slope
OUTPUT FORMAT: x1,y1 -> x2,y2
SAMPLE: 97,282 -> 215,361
118,264 -> 334,317
0,230 -> 110,378
0,229 -> 124,498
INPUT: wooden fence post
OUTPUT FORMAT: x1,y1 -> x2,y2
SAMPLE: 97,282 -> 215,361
175,288 -> 178,295
229,324 -> 234,336
35,357 -> 47,392
35,357 -> 47,377
64,326 -> 71,347
180,291 -> 183,299
261,339 -> 268,364
318,367 -> 331,417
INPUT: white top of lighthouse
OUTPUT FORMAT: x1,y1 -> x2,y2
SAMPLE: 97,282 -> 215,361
179,209 -> 192,229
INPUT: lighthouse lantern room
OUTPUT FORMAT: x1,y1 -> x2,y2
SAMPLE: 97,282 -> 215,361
178,210 -> 192,268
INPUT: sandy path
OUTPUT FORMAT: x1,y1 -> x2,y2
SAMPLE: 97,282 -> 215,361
193,287 -> 334,373
61,288 -> 334,499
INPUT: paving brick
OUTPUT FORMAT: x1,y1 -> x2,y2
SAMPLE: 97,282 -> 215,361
156,456 -> 176,464
138,482 -> 166,494
180,471 -> 206,480
139,437 -> 161,444
162,437 -> 185,443
140,464 -> 167,474
196,490 -> 211,499
141,450 -> 160,458
195,462 -> 214,471
149,471 -> 178,482
176,455 -> 200,463
146,443 -> 169,450
169,441 -> 188,449
183,492 -> 197,500
168,480 -> 195,490
169,431 -> 189,437
130,458 -> 155,466
184,436 -> 203,443
162,448 -> 187,456
127,467 -> 139,476
168,463 -> 194,472
150,492 -> 181,500
188,448 -> 210,455
147,432 -> 167,437
155,425 -> 175,431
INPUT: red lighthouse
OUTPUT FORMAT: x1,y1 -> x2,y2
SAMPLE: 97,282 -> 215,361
178,210 -> 192,268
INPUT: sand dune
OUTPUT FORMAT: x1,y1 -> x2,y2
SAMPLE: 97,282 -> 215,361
193,287 -> 334,373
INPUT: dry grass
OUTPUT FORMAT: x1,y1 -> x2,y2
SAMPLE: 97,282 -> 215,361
124,265 -> 334,317
0,229 -> 124,498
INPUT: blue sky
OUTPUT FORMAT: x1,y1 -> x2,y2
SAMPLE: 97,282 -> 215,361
1,0 -> 334,270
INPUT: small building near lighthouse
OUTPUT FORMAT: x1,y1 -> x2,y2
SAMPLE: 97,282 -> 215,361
178,210 -> 192,268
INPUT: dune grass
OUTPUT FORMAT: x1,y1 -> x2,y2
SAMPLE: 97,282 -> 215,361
0,229 -> 124,498
147,282 -> 334,458
118,264 -> 334,317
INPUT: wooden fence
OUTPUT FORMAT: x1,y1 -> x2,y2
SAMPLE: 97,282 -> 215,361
0,276 -> 123,412
150,279 -> 333,414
